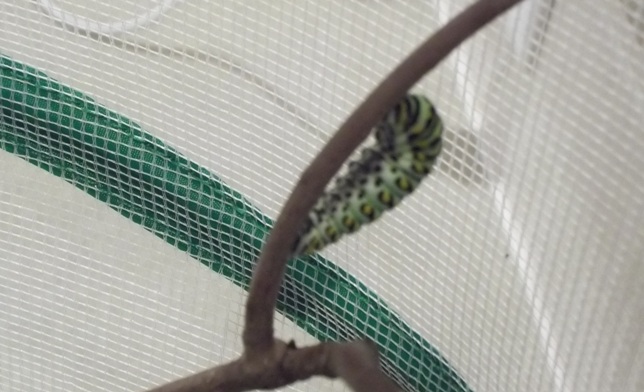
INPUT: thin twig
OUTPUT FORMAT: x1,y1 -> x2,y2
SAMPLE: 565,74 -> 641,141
145,1 -> 525,391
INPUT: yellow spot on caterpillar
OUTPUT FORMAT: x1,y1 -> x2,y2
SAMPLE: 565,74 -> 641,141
412,161 -> 428,174
307,237 -> 322,253
343,216 -> 357,231
397,176 -> 412,191
415,152 -> 428,161
325,225 -> 338,241
361,203 -> 375,218
379,190 -> 393,207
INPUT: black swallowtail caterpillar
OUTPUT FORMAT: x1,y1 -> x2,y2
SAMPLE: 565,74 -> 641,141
292,94 -> 443,256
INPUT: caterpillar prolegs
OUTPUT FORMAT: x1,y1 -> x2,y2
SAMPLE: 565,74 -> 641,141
292,94 -> 443,256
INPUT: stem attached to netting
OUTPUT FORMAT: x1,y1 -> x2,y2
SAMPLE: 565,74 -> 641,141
146,0 -> 525,391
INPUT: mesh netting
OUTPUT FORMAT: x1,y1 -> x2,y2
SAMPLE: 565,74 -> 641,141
1,1 -> 643,392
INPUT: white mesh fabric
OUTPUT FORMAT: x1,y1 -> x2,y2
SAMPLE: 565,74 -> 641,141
1,1 -> 643,392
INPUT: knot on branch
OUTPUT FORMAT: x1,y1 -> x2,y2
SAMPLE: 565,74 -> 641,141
238,338 -> 389,391
242,339 -> 334,389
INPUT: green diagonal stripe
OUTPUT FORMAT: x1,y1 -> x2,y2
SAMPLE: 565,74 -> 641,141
0,53 -> 472,392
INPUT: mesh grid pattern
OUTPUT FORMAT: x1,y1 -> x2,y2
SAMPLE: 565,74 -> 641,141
1,1 -> 643,392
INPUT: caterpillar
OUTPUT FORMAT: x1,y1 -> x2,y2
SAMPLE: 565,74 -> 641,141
292,94 -> 443,257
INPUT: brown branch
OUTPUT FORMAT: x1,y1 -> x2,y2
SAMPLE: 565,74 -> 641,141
145,340 -> 382,392
145,0 -> 525,391
243,0 -> 523,351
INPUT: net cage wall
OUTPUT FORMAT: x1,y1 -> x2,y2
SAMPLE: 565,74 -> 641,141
0,1 -> 642,391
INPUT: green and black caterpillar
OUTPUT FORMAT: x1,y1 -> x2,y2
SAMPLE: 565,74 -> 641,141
292,94 -> 444,256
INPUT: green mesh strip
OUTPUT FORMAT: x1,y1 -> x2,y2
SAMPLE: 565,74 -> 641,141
0,53 -> 472,392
